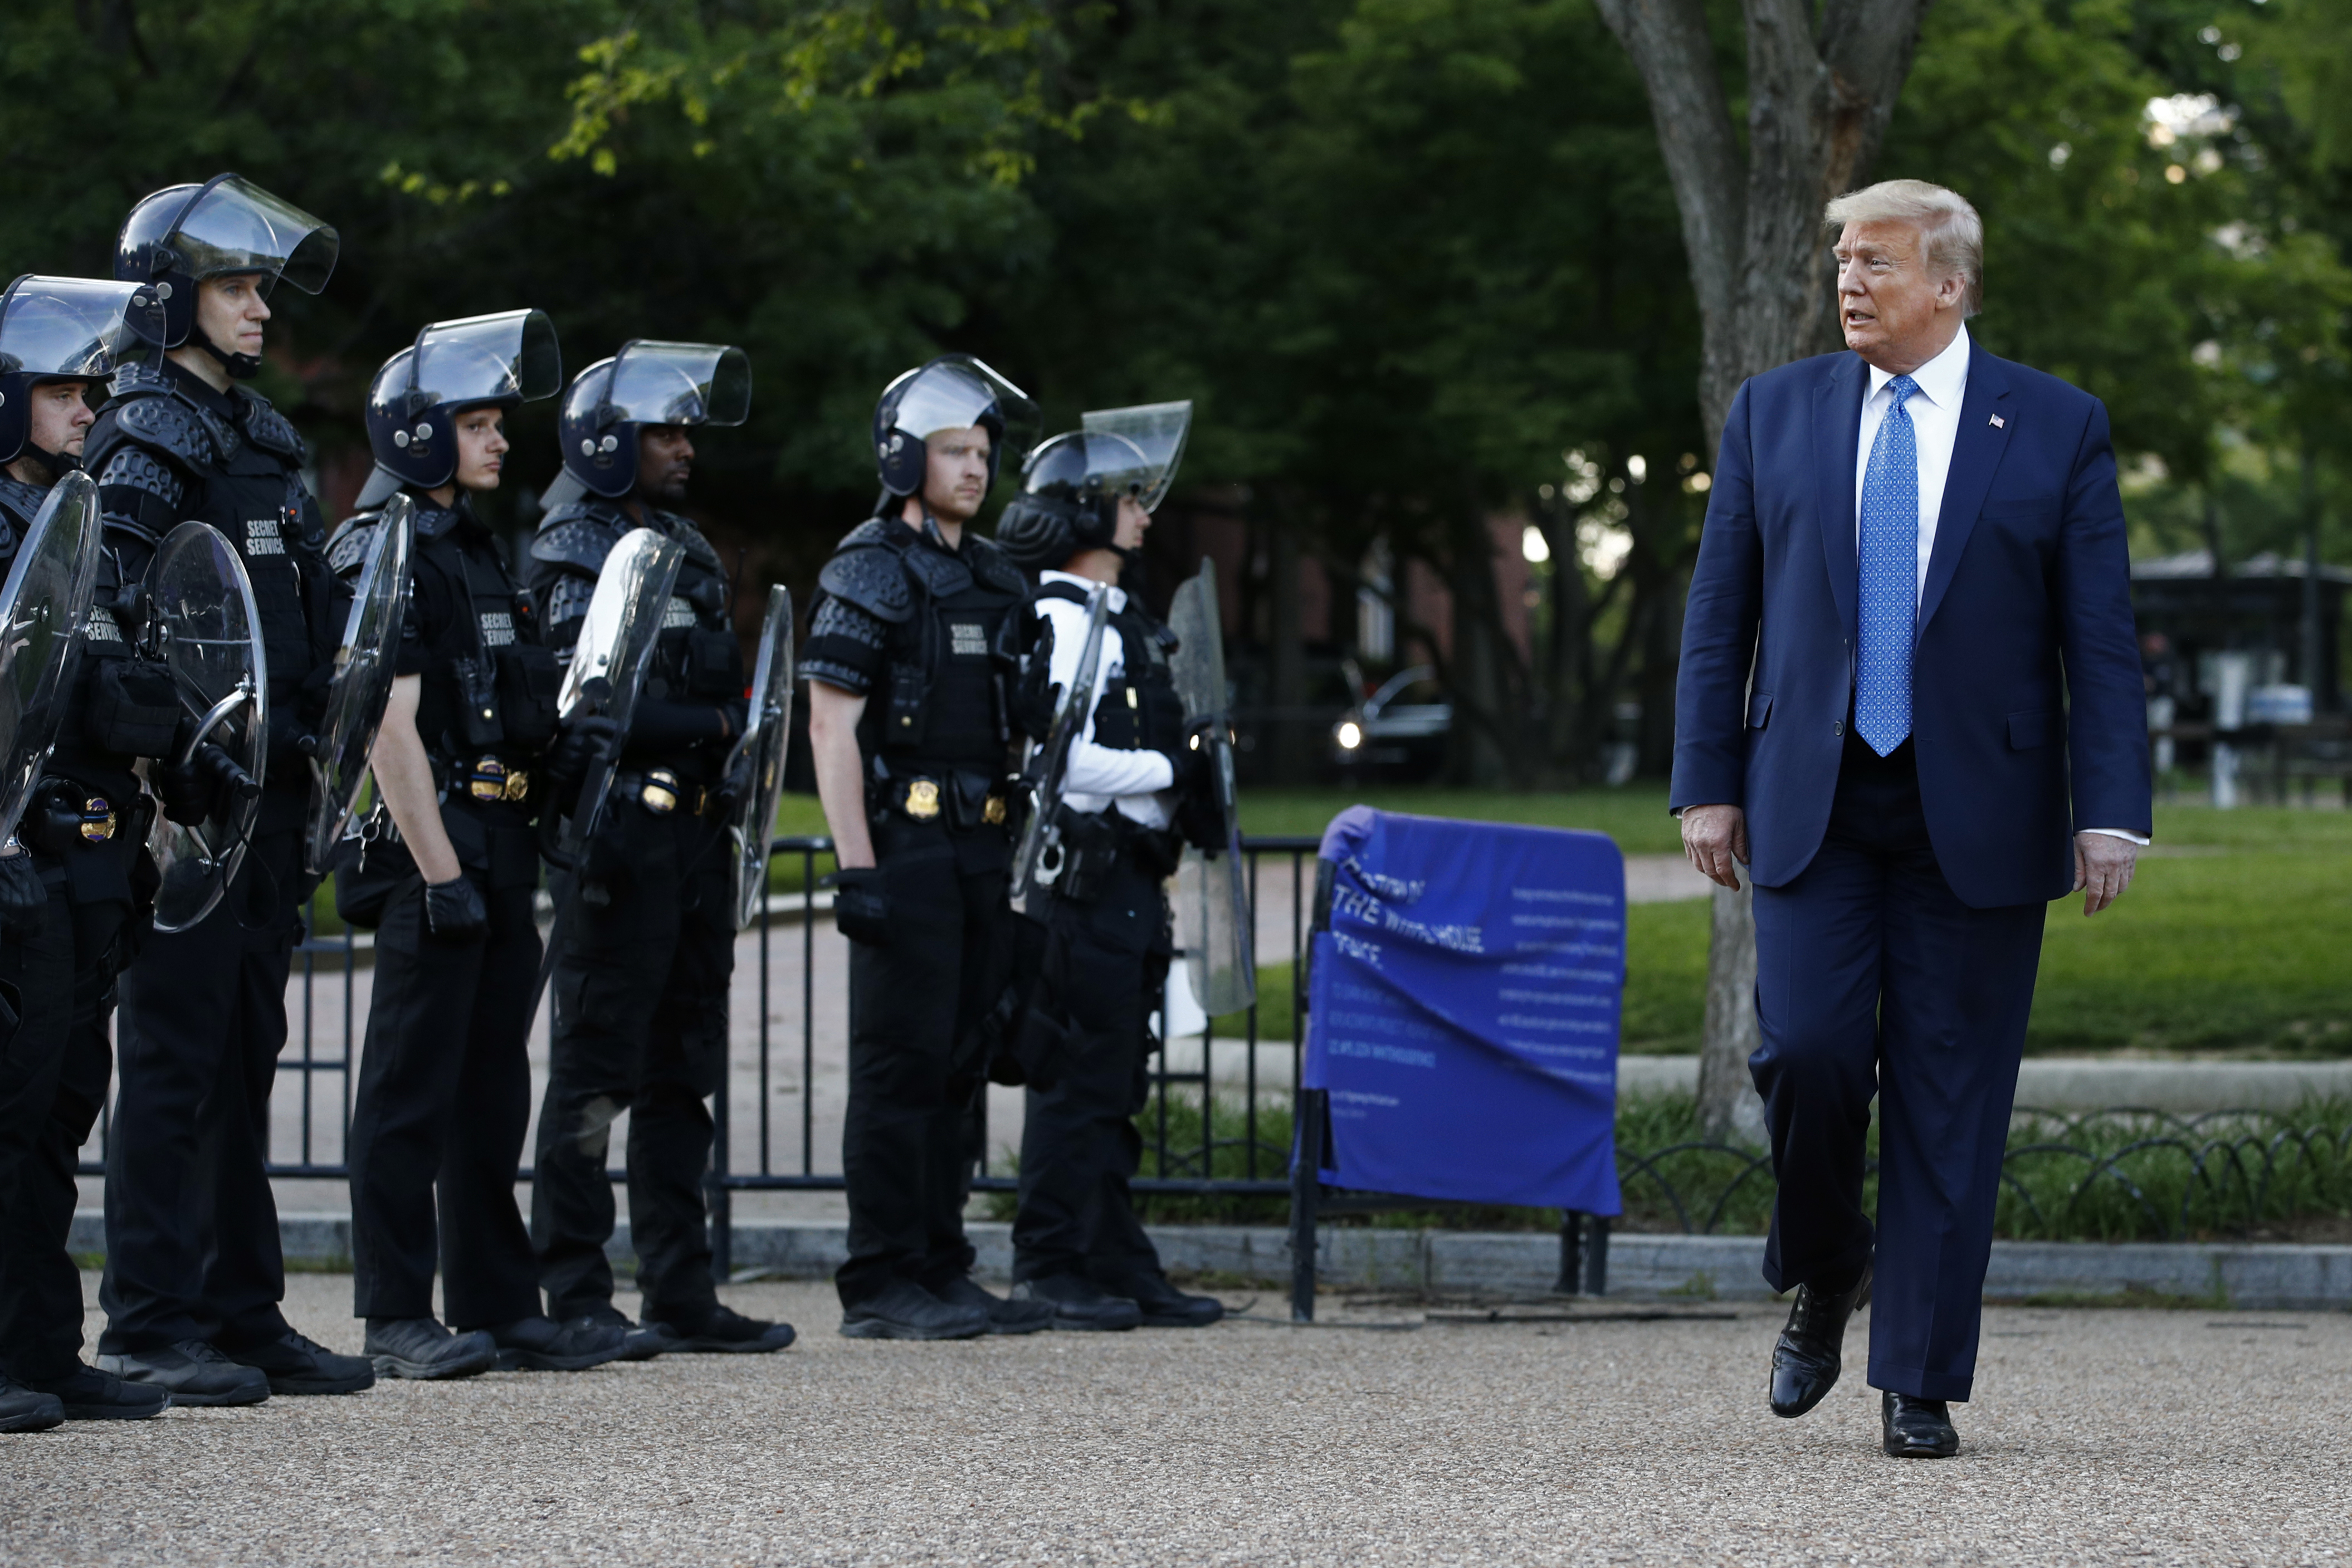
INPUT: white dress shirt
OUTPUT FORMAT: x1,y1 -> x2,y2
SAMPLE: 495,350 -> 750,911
1854,324 -> 1970,598
1847,326 -> 2145,847
1036,570 -> 1174,828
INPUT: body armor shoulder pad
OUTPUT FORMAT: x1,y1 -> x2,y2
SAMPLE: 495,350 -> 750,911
818,540 -> 914,625
902,543 -> 973,602
835,516 -> 905,553
652,509 -> 724,574
964,534 -> 1026,597
101,389 -> 226,471
235,389 -> 306,461
413,503 -> 463,541
531,506 -> 628,579
0,475 -> 42,533
325,511 -> 383,578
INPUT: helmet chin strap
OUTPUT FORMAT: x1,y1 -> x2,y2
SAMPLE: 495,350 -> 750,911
15,443 -> 79,483
194,329 -> 263,381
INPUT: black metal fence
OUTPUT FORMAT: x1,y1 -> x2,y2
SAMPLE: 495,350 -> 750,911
80,833 -> 2352,1308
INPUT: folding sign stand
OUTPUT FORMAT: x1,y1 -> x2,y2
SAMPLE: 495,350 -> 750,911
1286,810 -> 1628,1323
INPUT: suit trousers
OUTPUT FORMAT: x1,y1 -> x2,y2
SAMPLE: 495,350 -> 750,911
1012,848 -> 1171,1285
1750,736 -> 2046,1402
347,871 -> 541,1328
836,817 -> 1011,1308
532,806 -> 733,1322
101,824 -> 304,1355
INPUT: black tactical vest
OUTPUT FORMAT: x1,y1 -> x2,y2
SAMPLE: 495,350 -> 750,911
85,364 -> 338,800
816,516 -> 1027,774
328,496 -> 559,778
1037,582 -> 1185,759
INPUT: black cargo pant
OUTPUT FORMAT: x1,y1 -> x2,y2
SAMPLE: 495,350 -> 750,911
836,815 -> 1013,1308
1011,841 -> 1172,1286
348,800 -> 543,1329
0,804 -> 148,1380
101,820 -> 304,1356
533,802 -> 733,1322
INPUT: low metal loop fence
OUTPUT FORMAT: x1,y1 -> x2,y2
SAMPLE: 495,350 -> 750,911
76,836 -> 2352,1263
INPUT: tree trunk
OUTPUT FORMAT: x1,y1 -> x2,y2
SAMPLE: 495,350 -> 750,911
1593,0 -> 1928,1141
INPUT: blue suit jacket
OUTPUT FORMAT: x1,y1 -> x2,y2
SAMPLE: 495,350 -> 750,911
1668,346 -> 2151,908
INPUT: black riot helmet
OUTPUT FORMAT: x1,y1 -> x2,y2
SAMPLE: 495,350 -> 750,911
113,174 -> 338,378
871,354 -> 1037,500
557,339 -> 750,499
0,275 -> 166,472
993,400 -> 1193,573
364,310 -> 562,491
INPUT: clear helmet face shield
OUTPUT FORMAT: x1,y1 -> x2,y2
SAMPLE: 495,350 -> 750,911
1079,399 -> 1193,513
0,276 -> 165,380
409,309 -> 563,412
880,354 -> 1040,480
602,340 -> 752,428
167,175 -> 339,294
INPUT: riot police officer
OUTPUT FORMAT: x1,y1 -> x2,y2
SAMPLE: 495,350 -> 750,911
330,312 -> 631,1379
85,175 -> 375,1405
993,415 -> 1224,1329
804,355 -> 1053,1339
523,341 -> 793,1354
0,277 -> 179,1428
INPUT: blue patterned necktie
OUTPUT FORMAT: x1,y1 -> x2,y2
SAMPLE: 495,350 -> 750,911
1855,374 -> 1920,756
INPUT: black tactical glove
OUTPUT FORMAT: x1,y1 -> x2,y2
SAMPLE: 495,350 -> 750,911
819,867 -> 891,947
158,740 -> 259,827
1171,722 -> 1228,851
545,715 -> 618,796
0,848 -> 48,935
423,874 -> 489,942
1008,616 -> 1058,741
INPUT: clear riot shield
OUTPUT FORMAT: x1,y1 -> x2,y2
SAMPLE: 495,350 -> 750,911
1009,583 -> 1110,902
0,472 -> 105,845
147,522 -> 268,934
552,527 -> 685,859
726,585 -> 794,930
304,494 -> 413,874
1167,557 -> 1255,1014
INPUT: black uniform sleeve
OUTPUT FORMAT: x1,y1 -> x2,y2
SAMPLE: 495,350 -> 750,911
802,595 -> 891,695
396,553 -> 463,679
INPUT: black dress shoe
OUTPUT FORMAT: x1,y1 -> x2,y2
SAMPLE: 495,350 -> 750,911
97,1341 -> 270,1406
1092,1267 -> 1224,1328
1882,1391 -> 1960,1458
838,1279 -> 989,1341
485,1315 -> 628,1372
1011,1275 -> 1143,1332
24,1365 -> 169,1420
0,1374 -> 66,1433
935,1274 -> 1055,1335
222,1330 -> 376,1395
647,1302 -> 797,1354
364,1317 -> 498,1380
1768,1257 -> 1873,1418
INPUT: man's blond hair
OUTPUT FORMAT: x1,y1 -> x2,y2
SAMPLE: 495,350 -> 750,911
1824,180 -> 1984,317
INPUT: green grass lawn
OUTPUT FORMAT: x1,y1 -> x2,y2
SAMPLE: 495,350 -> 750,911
1204,796 -> 2352,1059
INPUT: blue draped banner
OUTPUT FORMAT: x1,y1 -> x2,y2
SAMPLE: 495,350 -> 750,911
1302,807 -> 1624,1214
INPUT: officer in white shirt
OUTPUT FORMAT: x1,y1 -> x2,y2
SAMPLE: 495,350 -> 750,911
992,428 -> 1223,1330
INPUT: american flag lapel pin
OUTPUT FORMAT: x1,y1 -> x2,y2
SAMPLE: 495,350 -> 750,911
1989,413 -> 2005,428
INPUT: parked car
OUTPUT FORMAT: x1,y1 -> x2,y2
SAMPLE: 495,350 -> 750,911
1332,662 -> 1452,779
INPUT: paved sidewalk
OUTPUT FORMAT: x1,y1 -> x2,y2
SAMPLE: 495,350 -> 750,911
6,1275 -> 2346,1566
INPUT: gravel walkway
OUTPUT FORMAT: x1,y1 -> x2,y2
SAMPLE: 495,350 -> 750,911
3,1276 -> 2346,1565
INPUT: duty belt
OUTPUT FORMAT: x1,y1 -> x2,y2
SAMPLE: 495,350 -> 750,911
460,756 -> 533,804
880,771 -> 1008,829
614,768 -> 725,818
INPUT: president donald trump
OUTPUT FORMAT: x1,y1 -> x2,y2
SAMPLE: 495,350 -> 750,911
1671,180 -> 2150,1459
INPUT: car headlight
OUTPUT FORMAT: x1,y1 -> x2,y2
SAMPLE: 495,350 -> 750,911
1335,720 -> 1363,751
